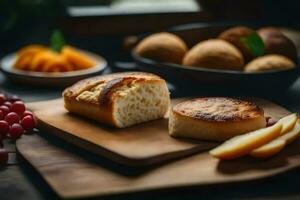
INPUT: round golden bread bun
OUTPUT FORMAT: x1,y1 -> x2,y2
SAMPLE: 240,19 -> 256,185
258,27 -> 298,62
134,32 -> 188,64
182,39 -> 244,70
169,97 -> 266,141
244,54 -> 296,72
218,26 -> 255,61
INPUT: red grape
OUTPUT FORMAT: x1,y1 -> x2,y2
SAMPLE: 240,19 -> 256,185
0,94 -> 6,105
0,149 -> 8,165
21,115 -> 35,130
5,112 -> 20,125
22,110 -> 33,118
0,120 -> 9,138
7,95 -> 21,103
267,118 -> 277,127
9,123 -> 24,140
0,110 -> 3,120
11,101 -> 25,115
0,105 -> 9,116
3,101 -> 12,109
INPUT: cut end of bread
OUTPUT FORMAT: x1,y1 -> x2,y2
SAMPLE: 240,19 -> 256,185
63,72 -> 170,128
114,81 -> 170,128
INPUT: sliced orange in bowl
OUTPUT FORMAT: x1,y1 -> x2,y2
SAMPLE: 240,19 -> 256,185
17,44 -> 48,57
42,55 -> 73,72
14,45 -> 48,70
61,45 -> 96,70
30,51 -> 58,72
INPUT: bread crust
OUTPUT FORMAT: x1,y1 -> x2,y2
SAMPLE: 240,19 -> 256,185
134,32 -> 188,64
218,26 -> 255,61
64,72 -> 160,98
169,97 -> 266,141
258,27 -> 298,62
182,39 -> 244,70
244,54 -> 295,72
99,77 -> 138,107
173,97 -> 264,122
63,72 -> 167,127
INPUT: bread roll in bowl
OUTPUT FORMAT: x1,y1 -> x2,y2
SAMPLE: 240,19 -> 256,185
183,39 -> 244,71
258,27 -> 298,62
218,26 -> 256,61
169,97 -> 266,141
244,54 -> 296,72
134,32 -> 188,64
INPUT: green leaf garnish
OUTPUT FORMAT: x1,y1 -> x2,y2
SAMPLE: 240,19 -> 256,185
240,32 -> 265,57
50,29 -> 65,52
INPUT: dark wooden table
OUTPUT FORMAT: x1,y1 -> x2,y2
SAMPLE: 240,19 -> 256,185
1,68 -> 300,200
1,26 -> 300,199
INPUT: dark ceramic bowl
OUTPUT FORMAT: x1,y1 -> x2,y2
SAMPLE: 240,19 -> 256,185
132,23 -> 300,93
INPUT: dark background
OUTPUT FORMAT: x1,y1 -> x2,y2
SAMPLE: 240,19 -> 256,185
2,1 -> 300,199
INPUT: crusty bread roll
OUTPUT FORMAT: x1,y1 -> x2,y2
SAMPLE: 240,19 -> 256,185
244,54 -> 296,72
63,72 -> 170,128
182,39 -> 244,71
134,32 -> 188,64
169,97 -> 266,141
218,26 -> 256,62
258,27 -> 298,62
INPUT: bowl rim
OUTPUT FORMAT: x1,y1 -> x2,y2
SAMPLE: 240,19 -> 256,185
132,52 -> 299,75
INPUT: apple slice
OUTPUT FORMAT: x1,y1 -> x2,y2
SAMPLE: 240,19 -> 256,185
250,120 -> 300,159
280,120 -> 300,144
250,140 -> 286,159
277,113 -> 297,135
209,123 -> 282,160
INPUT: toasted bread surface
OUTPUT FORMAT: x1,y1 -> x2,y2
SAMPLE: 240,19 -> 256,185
173,97 -> 264,122
169,97 -> 266,141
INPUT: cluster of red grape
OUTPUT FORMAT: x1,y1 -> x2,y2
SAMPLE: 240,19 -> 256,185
266,116 -> 277,127
0,93 -> 36,164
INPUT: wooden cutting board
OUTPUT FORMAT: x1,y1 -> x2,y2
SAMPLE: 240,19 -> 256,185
17,133 -> 300,199
27,98 -> 290,167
